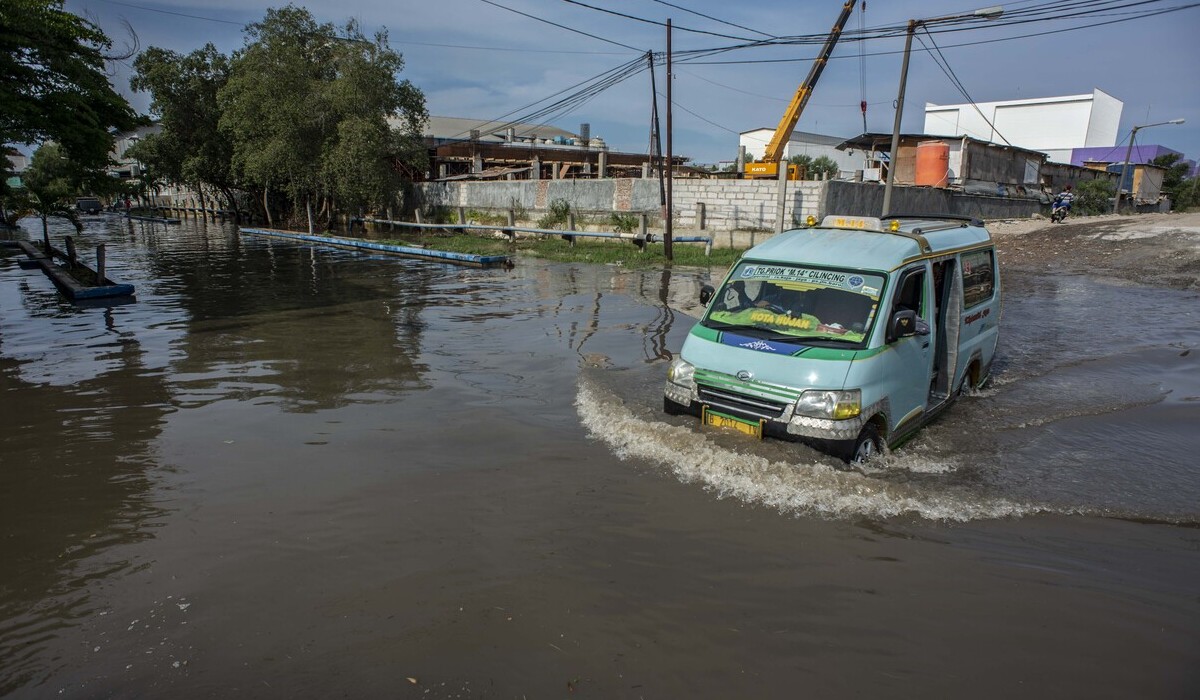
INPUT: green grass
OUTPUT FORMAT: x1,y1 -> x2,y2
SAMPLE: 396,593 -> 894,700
377,232 -> 743,269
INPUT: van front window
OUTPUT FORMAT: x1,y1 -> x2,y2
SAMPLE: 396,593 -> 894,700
703,263 -> 884,345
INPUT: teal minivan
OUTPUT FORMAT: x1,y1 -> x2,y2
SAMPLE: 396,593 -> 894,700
664,214 -> 1000,463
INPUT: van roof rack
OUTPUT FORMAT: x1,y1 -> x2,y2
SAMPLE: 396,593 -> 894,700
880,213 -> 985,227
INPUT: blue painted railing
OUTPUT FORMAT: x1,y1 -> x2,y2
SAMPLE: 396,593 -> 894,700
350,217 -> 713,256
238,228 -> 511,267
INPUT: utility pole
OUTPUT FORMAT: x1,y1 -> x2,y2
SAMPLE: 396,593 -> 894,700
882,7 -> 1004,216
881,20 -> 915,217
664,19 -> 674,261
1114,119 -> 1185,213
648,51 -> 665,220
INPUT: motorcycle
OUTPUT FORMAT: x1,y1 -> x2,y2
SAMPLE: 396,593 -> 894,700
1050,194 -> 1071,224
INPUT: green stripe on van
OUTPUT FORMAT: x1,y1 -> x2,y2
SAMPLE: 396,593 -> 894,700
690,324 -> 865,362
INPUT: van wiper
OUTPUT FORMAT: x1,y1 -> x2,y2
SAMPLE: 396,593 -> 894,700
702,319 -> 745,331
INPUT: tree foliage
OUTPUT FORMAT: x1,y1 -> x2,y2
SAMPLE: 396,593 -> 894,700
0,0 -> 137,178
216,6 -> 427,225
1075,178 -> 1114,215
1150,153 -> 1198,210
786,154 -> 839,180
131,45 -> 236,205
810,155 -> 839,180
17,142 -> 84,244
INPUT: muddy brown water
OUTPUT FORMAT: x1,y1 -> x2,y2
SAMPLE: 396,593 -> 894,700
1,217 -> 1197,698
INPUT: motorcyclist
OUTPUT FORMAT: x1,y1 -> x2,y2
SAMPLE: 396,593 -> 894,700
1052,185 -> 1074,221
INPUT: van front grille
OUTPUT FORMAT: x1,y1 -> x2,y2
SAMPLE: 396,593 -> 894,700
697,384 -> 788,420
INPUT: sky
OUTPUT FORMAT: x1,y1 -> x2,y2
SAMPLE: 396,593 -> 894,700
64,0 -> 1200,165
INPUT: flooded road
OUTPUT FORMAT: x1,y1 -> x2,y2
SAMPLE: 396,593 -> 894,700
2,216 -> 1197,698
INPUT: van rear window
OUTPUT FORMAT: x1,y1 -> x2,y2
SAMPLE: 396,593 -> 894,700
962,249 -> 995,308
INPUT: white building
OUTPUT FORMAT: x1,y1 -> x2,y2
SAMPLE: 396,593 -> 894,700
738,129 -> 864,177
923,89 -> 1123,163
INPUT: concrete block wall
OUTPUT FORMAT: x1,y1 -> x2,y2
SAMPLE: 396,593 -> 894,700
414,178 -> 1044,244
671,179 -> 823,232
417,178 -> 825,234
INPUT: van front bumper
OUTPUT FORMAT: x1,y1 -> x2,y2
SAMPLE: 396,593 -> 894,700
664,380 -> 880,442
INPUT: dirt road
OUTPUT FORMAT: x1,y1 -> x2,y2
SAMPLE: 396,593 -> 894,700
991,211 -> 1200,290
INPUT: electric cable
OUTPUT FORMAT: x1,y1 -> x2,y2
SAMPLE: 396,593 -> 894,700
676,3 -> 1200,65
916,31 -> 1013,146
479,0 -> 644,52
645,0 -> 776,39
557,0 -> 758,42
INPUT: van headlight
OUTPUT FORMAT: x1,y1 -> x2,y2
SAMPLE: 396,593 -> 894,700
794,389 -> 861,419
667,358 -> 696,388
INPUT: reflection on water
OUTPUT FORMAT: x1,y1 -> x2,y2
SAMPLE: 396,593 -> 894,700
1,215 -> 1197,696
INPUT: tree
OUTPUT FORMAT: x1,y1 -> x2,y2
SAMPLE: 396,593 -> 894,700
219,6 -> 427,231
810,155 -> 839,180
1074,179 -> 1114,216
1150,153 -> 1197,210
320,19 -> 428,216
18,143 -> 83,251
0,0 -> 137,180
131,45 -> 241,217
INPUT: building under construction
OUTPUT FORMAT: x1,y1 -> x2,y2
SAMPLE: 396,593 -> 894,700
419,116 -> 683,181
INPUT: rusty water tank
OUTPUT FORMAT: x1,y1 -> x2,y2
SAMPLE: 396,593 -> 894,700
915,140 -> 950,188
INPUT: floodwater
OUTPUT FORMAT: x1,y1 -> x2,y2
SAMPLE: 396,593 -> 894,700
1,216 -> 1197,698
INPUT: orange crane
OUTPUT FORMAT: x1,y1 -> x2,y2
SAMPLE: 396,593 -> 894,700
744,0 -> 857,180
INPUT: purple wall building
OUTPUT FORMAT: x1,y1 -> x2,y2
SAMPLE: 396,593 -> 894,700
1073,144 -> 1197,178
1071,144 -> 1181,167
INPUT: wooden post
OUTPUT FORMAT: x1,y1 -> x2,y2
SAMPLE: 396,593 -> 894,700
415,208 -> 424,225
507,209 -> 515,227
96,244 -> 106,284
458,207 -> 466,230
564,213 -> 576,246
698,201 -> 707,230
639,212 -> 648,238
65,236 -> 77,268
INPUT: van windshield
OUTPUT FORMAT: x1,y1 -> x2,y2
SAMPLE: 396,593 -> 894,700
703,262 -> 885,345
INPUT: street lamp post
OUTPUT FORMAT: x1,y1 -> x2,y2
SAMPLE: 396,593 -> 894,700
1113,118 -> 1185,214
881,6 -> 1003,216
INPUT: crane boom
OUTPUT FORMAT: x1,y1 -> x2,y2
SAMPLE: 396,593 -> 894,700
745,0 -> 857,179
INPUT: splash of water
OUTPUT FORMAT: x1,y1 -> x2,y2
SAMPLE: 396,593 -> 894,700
575,378 -> 1049,522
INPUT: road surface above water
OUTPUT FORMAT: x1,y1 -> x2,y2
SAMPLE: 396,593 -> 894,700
1,214 -> 1197,698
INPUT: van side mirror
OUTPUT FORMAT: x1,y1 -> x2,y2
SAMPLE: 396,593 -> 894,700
888,309 -> 928,342
699,284 -> 715,306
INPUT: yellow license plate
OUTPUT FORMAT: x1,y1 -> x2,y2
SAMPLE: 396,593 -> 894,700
702,407 -> 764,439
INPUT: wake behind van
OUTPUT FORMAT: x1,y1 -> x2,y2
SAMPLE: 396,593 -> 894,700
664,214 -> 1000,464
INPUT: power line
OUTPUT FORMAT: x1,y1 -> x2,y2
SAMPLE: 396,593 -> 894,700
676,68 -> 889,108
644,0 -> 775,39
94,0 -> 246,26
557,0 -> 759,42
93,0 -> 630,56
479,0 -> 644,52
657,91 -> 742,136
676,3 -> 1200,65
916,31 -> 1013,146
443,55 -> 649,141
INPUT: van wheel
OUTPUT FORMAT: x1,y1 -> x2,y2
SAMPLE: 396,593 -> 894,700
844,424 -> 882,465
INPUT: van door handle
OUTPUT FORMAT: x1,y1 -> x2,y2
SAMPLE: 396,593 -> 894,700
921,341 -> 930,349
